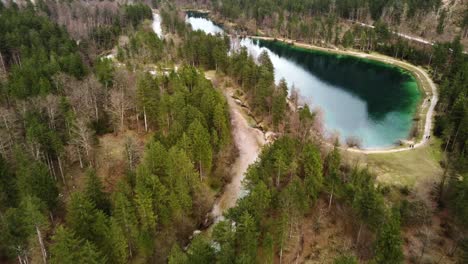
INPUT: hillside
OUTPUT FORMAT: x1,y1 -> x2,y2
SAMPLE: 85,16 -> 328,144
0,0 -> 466,263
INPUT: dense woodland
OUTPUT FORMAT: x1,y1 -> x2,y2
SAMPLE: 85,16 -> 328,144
0,0 -> 467,263
0,2 -> 234,263
207,0 -> 468,44
196,0 -> 468,250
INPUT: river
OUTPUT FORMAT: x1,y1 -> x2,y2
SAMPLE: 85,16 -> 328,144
185,13 -> 422,149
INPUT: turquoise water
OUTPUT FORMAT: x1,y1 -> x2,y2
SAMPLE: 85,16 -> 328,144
185,15 -> 421,148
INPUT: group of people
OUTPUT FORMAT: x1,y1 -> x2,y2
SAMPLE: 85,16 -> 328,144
408,135 -> 431,149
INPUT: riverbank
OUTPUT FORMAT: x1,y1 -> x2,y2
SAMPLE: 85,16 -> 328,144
249,36 -> 438,154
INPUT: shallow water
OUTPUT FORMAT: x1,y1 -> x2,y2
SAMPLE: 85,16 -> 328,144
241,38 -> 421,148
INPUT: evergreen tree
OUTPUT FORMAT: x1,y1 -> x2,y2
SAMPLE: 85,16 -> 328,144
187,236 -> 215,264
302,143 -> 323,202
84,168 -> 111,214
95,58 -> 114,88
188,120 -> 212,179
66,193 -> 98,240
79,241 -> 107,264
236,212 -> 258,263
168,244 -> 188,264
112,181 -> 139,258
15,153 -> 58,211
134,166 -> 157,234
50,226 -> 107,264
212,221 -> 236,264
0,156 -> 15,211
373,210 -> 404,264
325,143 -> 341,208
107,217 -> 129,264
334,255 -> 359,264
50,226 -> 84,264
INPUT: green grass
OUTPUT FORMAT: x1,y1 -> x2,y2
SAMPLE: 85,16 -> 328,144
348,138 -> 443,188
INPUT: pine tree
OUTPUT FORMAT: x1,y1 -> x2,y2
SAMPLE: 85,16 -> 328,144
66,193 -> 99,242
50,226 -> 106,264
247,181 -> 271,220
143,140 -> 168,177
0,155 -> 15,212
334,255 -> 358,264
134,166 -> 157,233
50,226 -> 83,264
212,221 -> 236,264
212,102 -> 230,148
373,210 -> 404,264
84,168 -> 111,214
236,212 -> 258,263
302,143 -> 323,202
107,217 -> 129,264
258,50 -> 274,74
20,196 -> 48,264
187,236 -> 215,264
325,143 -> 341,209
94,58 -> 114,88
166,147 -> 195,214
79,241 -> 107,264
272,79 -> 288,127
188,120 -> 212,180
168,244 -> 188,264
112,181 -> 139,258
15,153 -> 58,211
136,73 -> 160,131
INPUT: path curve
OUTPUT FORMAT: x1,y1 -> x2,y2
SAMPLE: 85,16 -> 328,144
347,62 -> 438,154
209,89 -> 266,222
250,36 -> 438,154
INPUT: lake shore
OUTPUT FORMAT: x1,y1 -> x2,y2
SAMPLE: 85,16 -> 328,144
249,36 -> 438,154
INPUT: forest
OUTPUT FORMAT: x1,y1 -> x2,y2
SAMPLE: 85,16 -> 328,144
0,2 -> 233,263
0,0 -> 467,263
205,0 -> 468,236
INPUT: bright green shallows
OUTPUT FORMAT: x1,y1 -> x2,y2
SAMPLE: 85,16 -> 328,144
254,39 -> 421,148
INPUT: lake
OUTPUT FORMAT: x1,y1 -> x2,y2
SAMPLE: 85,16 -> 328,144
185,13 -> 421,149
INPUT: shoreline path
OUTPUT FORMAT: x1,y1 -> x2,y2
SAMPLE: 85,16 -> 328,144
249,36 -> 438,154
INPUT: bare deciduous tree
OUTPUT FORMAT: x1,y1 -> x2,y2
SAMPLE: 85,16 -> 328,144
107,70 -> 135,132
70,118 -> 94,168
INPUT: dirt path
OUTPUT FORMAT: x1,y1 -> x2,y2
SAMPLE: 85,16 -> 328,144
209,89 -> 266,222
250,36 -> 439,154
350,20 -> 468,54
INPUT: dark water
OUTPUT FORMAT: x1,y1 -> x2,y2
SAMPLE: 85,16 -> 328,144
185,15 -> 421,148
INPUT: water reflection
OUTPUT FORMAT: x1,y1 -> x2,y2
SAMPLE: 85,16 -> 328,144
185,14 -> 421,148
